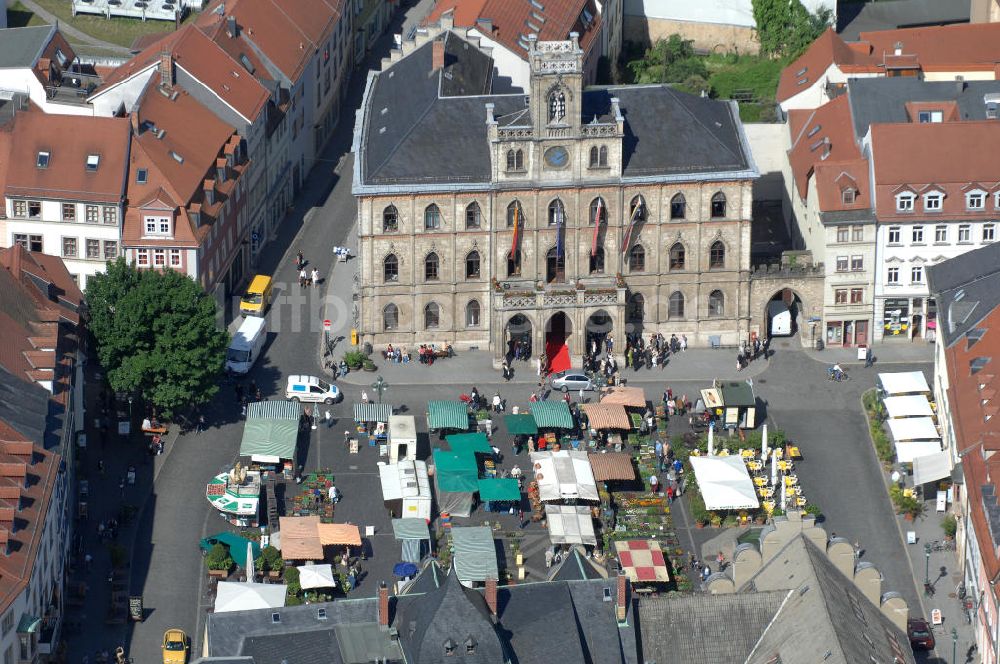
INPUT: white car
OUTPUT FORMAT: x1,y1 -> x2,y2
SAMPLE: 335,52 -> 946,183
286,375 -> 341,404
550,372 -> 594,392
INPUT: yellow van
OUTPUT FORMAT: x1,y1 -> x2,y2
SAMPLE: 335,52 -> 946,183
240,274 -> 272,316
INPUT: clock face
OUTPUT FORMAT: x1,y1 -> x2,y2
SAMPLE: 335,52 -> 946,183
544,146 -> 570,169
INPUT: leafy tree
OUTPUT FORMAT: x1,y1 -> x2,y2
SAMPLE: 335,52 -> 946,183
627,34 -> 708,89
85,258 -> 228,418
752,0 -> 832,58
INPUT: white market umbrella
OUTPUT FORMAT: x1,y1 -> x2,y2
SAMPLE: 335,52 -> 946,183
707,423 -> 715,457
780,473 -> 787,512
245,542 -> 255,582
761,424 -> 768,460
770,449 -> 778,488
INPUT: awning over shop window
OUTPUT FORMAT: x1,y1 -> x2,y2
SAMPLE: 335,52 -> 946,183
913,451 -> 952,486
896,440 -> 943,464
504,413 -> 538,435
581,403 -> 630,430
530,401 -> 574,429
878,371 -> 931,396
883,395 -> 934,419
886,417 -> 939,442
477,478 -> 521,502
451,526 -> 498,583
427,401 -> 470,431
600,386 -> 646,408
353,403 -> 393,423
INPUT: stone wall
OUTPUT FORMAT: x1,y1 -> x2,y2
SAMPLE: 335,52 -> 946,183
624,15 -> 759,54
748,262 -> 826,345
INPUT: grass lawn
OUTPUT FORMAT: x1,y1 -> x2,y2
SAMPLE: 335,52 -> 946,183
704,53 -> 787,123
29,0 -> 192,48
6,2 -> 49,28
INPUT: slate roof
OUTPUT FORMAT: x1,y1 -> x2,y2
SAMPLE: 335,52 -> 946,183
848,78 -> 1000,139
837,0 -> 970,41
356,31 -> 753,191
927,240 -> 1000,348
548,547 -> 605,581
401,558 -> 447,595
638,591 -> 787,664
0,25 -> 55,69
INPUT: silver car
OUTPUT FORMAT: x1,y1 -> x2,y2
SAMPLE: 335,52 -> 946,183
550,372 -> 594,392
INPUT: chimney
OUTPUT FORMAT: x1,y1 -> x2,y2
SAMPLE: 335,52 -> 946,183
189,203 -> 201,227
130,112 -> 140,135
615,575 -> 628,624
432,39 -> 445,72
378,581 -> 390,629
216,158 -> 228,183
484,578 -> 498,618
226,15 -> 238,38
204,179 -> 216,205
485,102 -> 495,124
570,31 -> 580,50
159,51 -> 173,89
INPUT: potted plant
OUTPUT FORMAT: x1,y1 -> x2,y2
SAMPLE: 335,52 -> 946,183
261,545 -> 283,579
284,566 -> 302,599
709,513 -> 723,528
362,358 -> 377,372
942,513 -> 958,540
343,350 -> 366,371
205,543 -> 233,578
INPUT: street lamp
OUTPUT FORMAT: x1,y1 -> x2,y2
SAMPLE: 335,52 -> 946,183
924,543 -> 932,589
951,626 -> 958,664
127,395 -> 134,423
371,376 -> 388,404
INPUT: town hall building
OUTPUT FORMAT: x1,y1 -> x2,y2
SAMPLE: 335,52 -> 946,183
352,19 -> 758,364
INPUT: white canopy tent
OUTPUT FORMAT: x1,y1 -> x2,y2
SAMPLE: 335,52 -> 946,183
882,395 -> 934,419
530,451 -> 599,502
545,505 -> 597,545
878,371 -> 931,396
896,441 -> 944,464
213,581 -> 287,613
297,564 -> 337,590
886,417 -> 940,442
688,455 -> 760,511
378,460 -> 432,521
913,451 -> 953,485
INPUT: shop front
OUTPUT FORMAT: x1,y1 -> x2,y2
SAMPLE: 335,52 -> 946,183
881,297 -> 936,341
825,319 -> 870,347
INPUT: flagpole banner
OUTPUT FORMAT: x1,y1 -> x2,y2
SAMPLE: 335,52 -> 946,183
555,200 -> 565,258
591,198 -> 602,257
622,197 -> 643,255
511,202 -> 520,256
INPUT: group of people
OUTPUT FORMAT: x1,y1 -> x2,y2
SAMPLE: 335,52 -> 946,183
508,337 -> 533,362
623,333 -> 687,371
736,335 -> 766,371
383,344 -> 409,364
234,381 -> 264,416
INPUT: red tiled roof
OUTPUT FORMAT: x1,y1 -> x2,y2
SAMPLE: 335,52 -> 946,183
426,0 -> 603,59
786,95 -> 861,202
814,159 -> 872,213
870,121 -> 1000,187
777,28 -> 873,103
3,110 -> 129,204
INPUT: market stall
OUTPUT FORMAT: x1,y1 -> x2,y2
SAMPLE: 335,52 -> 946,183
530,450 -> 599,502
240,400 -> 303,477
587,452 -> 636,483
886,417 -> 940,443
388,415 -> 417,463
214,581 -> 286,613
392,518 -> 431,563
451,526 -> 499,586
205,464 -> 262,527
912,451 -> 953,486
878,371 -> 931,396
895,441 -> 944,464
545,504 -> 597,546
199,532 -> 261,570
504,413 -> 538,436
354,403 -> 393,424
530,401 -> 575,450
276,516 -> 362,562
600,386 -> 646,409
882,395 -> 934,419
379,459 -> 432,520
477,478 -> 521,512
427,401 -> 470,433
581,403 -> 630,431
298,563 -> 337,590
688,455 -> 760,511
700,380 -> 757,429
431,448 -> 479,517
614,539 -> 670,583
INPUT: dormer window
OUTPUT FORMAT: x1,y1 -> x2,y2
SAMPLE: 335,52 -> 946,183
917,110 -> 943,123
136,168 -> 148,184
994,191 -> 1000,210
895,193 -> 915,212
923,192 -> 943,211
144,216 -> 171,236
444,638 -> 456,656
36,151 -> 50,169
841,189 -> 855,205
86,154 -> 100,172
967,190 -> 986,210
465,636 -> 477,654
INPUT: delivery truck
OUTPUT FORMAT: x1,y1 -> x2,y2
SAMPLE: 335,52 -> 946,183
226,316 -> 267,374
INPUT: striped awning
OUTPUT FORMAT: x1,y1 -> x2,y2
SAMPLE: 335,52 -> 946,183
247,399 -> 303,420
581,403 -> 630,430
427,401 -> 470,431
353,402 -> 393,423
588,452 -> 636,482
530,401 -> 574,429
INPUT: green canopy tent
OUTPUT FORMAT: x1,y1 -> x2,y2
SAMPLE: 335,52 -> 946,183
432,448 -> 479,517
240,400 -> 303,464
451,526 -> 499,584
446,432 -> 492,455
530,401 -> 574,429
477,478 -> 521,503
504,413 -> 538,436
427,401 -> 470,431
199,532 -> 262,569
353,403 -> 393,423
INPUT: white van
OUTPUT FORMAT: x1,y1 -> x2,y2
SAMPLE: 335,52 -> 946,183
285,375 -> 341,404
226,316 -> 267,374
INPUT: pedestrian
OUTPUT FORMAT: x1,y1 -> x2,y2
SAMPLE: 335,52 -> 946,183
681,335 -> 688,351
97,459 -> 105,475
325,410 -> 333,428
716,550 -> 725,569
649,474 -> 659,493
578,387 -> 584,402
666,485 -> 675,502
864,346 -> 874,368
854,540 -> 862,558
84,553 -> 92,571
361,390 -> 369,403
344,430 -> 351,446
311,268 -> 320,287
518,508 -> 526,528
701,565 -> 711,582
296,250 -> 304,269
119,476 -> 125,497
328,485 -> 339,503
196,414 -> 206,434
299,268 -> 308,287
492,393 -> 503,413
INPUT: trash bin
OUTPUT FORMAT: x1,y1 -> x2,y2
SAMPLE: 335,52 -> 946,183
363,342 -> 373,356
815,339 -> 824,351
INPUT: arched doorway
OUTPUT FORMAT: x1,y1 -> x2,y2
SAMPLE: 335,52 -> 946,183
766,289 -> 803,339
544,311 -> 572,373
586,310 -> 613,358
505,314 -> 533,361
625,292 -> 645,339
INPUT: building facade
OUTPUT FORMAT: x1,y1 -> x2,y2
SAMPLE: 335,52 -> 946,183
354,27 -> 756,364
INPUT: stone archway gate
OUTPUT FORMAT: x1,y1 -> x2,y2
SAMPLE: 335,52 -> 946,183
748,263 -> 825,348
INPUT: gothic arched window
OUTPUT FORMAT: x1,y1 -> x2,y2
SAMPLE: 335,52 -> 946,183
548,91 -> 566,123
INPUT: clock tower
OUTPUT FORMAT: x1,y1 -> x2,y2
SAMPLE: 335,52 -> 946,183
487,33 -> 623,184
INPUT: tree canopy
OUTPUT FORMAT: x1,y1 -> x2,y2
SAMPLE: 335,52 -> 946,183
752,0 -> 832,58
627,34 -> 709,93
85,259 -> 229,417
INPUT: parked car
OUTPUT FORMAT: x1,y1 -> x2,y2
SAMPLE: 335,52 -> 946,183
286,375 -> 341,404
550,372 -> 594,392
907,618 -> 935,650
162,628 -> 189,663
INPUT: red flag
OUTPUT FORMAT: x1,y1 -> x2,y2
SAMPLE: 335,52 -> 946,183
549,343 -> 572,374
591,197 -> 603,257
511,203 -> 520,255
622,198 -> 642,255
